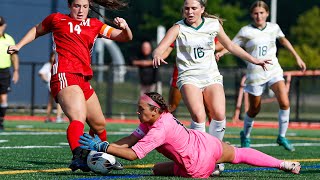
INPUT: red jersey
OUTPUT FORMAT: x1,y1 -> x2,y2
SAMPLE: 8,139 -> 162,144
41,13 -> 114,79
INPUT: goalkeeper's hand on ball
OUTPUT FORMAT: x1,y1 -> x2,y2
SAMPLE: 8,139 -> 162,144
79,133 -> 109,152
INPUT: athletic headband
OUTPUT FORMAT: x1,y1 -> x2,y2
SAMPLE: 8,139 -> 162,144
140,94 -> 161,108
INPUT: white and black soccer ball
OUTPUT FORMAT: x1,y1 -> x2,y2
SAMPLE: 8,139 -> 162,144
87,151 -> 116,174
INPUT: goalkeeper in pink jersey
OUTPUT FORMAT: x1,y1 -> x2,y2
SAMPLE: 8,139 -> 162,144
79,92 -> 300,178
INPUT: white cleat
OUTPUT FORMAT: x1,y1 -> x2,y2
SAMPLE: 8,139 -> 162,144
280,161 -> 301,174
211,163 -> 225,176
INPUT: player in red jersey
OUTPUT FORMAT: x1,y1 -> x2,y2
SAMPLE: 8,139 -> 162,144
7,0 -> 132,172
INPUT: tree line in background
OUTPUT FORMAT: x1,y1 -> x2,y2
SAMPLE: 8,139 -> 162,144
104,0 -> 319,69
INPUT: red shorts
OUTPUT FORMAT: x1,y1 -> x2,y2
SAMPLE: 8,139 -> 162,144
50,73 -> 94,101
170,64 -> 178,88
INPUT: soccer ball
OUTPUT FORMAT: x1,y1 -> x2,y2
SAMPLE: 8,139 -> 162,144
87,150 -> 116,174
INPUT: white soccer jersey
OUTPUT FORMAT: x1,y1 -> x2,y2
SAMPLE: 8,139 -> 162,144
233,22 -> 285,85
175,18 -> 221,88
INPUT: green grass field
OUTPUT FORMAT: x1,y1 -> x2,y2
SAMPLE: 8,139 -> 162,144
0,120 -> 320,180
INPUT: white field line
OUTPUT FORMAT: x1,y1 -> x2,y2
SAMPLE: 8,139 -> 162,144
0,131 -> 131,136
233,143 -> 320,148
0,146 -> 65,149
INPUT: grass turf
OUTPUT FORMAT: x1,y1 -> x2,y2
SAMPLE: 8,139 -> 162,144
0,120 -> 320,180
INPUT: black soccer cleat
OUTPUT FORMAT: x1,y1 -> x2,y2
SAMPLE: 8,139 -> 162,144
69,147 -> 91,172
112,160 -> 124,170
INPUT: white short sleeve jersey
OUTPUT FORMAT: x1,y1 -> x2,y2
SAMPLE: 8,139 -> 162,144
175,18 -> 221,83
233,22 -> 285,85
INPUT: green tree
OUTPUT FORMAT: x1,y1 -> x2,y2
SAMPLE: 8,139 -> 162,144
278,6 -> 320,69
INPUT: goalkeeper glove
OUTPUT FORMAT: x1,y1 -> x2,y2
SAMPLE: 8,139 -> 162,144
79,133 -> 109,152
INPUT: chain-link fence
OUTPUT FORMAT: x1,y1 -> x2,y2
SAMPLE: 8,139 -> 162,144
9,63 -> 320,122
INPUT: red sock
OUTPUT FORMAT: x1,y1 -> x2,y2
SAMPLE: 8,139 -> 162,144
89,128 -> 107,141
99,129 -> 107,141
89,129 -> 95,137
67,120 -> 84,151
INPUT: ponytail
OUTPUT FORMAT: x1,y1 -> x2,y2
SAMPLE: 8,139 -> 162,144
68,0 -> 128,25
91,0 -> 127,10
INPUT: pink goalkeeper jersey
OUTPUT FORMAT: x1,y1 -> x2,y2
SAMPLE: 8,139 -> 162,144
131,112 -> 223,178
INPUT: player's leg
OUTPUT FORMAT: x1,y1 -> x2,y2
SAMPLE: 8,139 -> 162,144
241,94 -> 262,147
168,86 -> 182,113
153,162 -> 175,176
203,84 -> 226,140
0,71 -> 10,131
168,65 -> 181,113
0,94 -> 8,131
241,83 -> 264,148
86,92 -> 107,141
45,93 -> 53,123
86,92 -> 124,170
217,142 -> 300,174
57,85 -> 89,171
55,103 -> 64,123
270,80 -> 294,151
180,84 -> 207,132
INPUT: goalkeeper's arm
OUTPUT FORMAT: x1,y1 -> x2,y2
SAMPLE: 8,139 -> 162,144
79,133 -> 139,161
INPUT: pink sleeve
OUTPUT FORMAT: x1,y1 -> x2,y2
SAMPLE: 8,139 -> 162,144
132,123 -> 148,139
131,127 -> 166,159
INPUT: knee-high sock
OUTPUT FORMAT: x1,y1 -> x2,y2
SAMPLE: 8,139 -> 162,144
278,108 -> 290,137
243,113 -> 254,138
190,120 -> 206,132
209,119 -> 226,140
231,147 -> 283,168
0,104 -> 8,126
67,120 -> 84,151
89,128 -> 107,141
0,103 -> 8,118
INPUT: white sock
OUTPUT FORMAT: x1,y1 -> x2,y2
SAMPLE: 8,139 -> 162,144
278,108 -> 290,137
209,119 -> 226,140
190,121 -> 206,132
243,113 -> 254,138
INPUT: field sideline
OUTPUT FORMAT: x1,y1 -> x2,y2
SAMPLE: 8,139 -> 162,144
0,116 -> 320,179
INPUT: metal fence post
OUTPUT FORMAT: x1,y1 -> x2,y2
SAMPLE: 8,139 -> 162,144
295,77 -> 300,122
30,63 -> 36,116
105,65 -> 114,118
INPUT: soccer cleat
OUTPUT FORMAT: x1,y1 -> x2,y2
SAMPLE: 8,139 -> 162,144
210,163 -> 225,176
44,118 -> 52,123
69,147 -> 91,172
240,131 -> 251,148
112,160 -> 124,170
55,117 -> 64,123
280,161 -> 301,174
277,135 -> 295,152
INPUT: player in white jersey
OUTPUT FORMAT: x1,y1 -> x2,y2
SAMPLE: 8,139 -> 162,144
152,0 -> 270,143
216,1 -> 306,151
